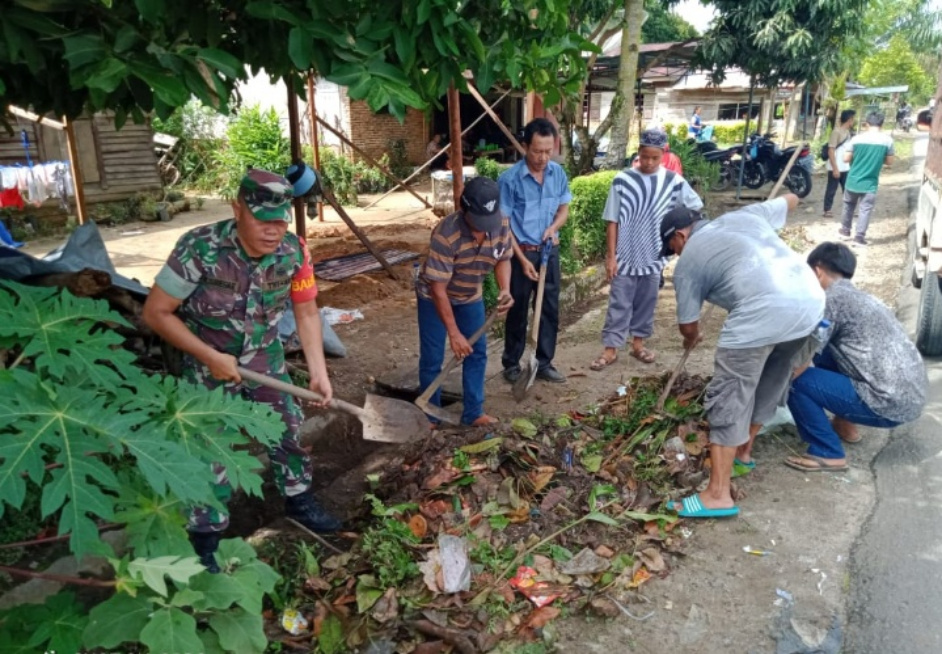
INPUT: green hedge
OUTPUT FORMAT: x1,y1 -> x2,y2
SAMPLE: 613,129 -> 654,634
661,121 -> 749,146
712,122 -> 748,145
559,170 -> 618,274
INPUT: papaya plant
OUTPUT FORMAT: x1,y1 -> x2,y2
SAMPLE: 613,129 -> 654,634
0,280 -> 285,652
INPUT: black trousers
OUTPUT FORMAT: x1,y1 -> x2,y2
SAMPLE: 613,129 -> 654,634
502,247 -> 560,372
823,171 -> 847,212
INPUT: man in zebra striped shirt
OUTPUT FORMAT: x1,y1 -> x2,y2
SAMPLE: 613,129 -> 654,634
591,129 -> 703,371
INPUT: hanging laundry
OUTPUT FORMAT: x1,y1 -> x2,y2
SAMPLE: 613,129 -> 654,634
0,187 -> 24,210
0,218 -> 24,248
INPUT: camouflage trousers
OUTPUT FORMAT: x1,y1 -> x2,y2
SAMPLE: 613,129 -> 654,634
185,351 -> 312,534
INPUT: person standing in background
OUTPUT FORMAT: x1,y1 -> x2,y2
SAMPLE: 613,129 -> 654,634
499,118 -> 572,385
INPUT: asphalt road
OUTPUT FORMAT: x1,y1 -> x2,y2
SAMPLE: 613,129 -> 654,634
846,133 -> 942,653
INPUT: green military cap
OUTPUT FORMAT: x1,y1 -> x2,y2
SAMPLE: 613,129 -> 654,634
240,169 -> 293,221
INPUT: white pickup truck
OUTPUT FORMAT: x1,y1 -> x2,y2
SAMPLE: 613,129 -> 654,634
913,62 -> 942,355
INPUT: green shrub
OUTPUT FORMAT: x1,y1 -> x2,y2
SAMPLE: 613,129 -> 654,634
712,122 -> 748,145
214,105 -> 291,199
559,170 -> 617,274
661,123 -> 689,140
152,100 -> 225,191
319,148 -> 359,205
475,156 -> 503,181
387,139 -> 412,180
668,135 -> 719,194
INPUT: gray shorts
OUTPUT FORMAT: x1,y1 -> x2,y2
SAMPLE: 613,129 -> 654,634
705,336 -> 816,447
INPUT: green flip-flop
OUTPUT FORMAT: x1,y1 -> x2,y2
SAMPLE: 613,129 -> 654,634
731,458 -> 756,478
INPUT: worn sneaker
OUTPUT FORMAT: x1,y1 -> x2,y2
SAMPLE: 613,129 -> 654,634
285,493 -> 343,533
853,235 -> 868,246
838,227 -> 851,239
503,366 -> 522,383
536,365 -> 567,383
189,531 -> 222,574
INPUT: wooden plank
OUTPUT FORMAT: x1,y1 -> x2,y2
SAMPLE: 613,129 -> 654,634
63,116 -> 87,225
73,120 -> 101,184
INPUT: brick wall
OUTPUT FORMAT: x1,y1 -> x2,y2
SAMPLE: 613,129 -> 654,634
347,98 -> 428,165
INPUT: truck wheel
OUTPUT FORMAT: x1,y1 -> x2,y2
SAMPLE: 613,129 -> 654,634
916,274 -> 942,355
911,228 -> 924,289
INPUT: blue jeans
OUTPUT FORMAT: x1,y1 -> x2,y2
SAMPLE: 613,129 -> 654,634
417,296 -> 487,425
787,351 -> 900,459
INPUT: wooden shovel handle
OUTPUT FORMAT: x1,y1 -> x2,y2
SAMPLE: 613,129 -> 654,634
529,259 -> 549,343
236,367 -> 366,418
416,309 -> 499,405
656,304 -> 715,410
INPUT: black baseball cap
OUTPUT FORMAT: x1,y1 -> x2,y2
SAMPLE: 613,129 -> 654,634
460,176 -> 503,232
659,207 -> 699,257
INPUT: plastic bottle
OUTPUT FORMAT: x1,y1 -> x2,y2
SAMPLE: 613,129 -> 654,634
812,319 -> 832,353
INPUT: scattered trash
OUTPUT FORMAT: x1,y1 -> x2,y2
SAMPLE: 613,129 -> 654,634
558,547 -> 610,576
606,594 -> 655,621
743,545 -> 773,557
509,566 -> 564,608
119,229 -> 145,236
812,569 -> 828,594
616,385 -> 628,397
281,608 -> 309,635
321,306 -> 365,325
776,588 -> 794,603
438,535 -> 471,593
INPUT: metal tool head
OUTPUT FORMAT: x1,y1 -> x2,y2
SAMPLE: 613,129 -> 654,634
360,393 -> 432,443
414,396 -> 462,426
511,357 -> 539,402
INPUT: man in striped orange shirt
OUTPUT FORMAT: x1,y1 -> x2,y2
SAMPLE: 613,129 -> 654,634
416,177 -> 513,425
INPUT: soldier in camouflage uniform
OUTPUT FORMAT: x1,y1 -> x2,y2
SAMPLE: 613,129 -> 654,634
143,169 -> 341,573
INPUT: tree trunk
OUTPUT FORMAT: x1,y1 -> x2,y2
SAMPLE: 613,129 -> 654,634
600,0 -> 644,170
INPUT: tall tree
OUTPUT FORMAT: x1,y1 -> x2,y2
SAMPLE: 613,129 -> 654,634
0,0 -> 591,126
859,35 -> 936,104
696,0 -> 869,89
599,0 -> 646,170
641,0 -> 698,43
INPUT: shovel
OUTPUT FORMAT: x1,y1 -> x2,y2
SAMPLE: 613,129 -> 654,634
512,240 -> 552,402
237,366 -> 430,444
414,309 -> 500,425
655,304 -> 716,412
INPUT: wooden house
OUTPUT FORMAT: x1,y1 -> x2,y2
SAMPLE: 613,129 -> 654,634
0,111 -> 162,208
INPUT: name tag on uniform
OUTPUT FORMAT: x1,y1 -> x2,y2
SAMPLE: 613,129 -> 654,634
204,277 -> 237,290
262,277 -> 291,291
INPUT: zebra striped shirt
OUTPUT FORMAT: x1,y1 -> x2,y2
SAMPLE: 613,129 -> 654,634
602,168 -> 703,276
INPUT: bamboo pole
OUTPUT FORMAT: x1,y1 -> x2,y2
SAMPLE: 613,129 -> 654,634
465,81 -> 525,155
767,143 -> 803,200
364,90 -> 511,209
306,75 -> 325,222
448,82 -> 464,207
320,187 -> 399,280
62,116 -> 87,225
316,117 -> 432,210
286,80 -> 306,236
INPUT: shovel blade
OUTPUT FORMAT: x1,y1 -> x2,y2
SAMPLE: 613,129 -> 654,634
512,350 -> 538,402
415,398 -> 462,426
360,393 -> 431,443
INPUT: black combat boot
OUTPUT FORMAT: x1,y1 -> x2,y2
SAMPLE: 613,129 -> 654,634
285,493 -> 342,532
188,531 -> 222,574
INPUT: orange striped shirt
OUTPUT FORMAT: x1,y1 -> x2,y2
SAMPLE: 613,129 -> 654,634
416,211 -> 512,304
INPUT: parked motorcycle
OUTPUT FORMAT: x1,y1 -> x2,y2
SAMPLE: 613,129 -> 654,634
897,105 -> 914,132
742,132 -> 813,198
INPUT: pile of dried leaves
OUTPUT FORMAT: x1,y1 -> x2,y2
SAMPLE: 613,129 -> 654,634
260,372 -> 714,653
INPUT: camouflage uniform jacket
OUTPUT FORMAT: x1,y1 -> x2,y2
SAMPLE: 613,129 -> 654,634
154,218 -> 316,375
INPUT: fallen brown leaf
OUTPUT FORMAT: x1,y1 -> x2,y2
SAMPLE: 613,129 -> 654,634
408,514 -> 428,539
638,547 -> 666,572
525,606 -> 561,628
371,588 -> 399,624
540,486 -> 569,511
413,642 -> 447,654
594,545 -> 615,558
420,499 -> 450,520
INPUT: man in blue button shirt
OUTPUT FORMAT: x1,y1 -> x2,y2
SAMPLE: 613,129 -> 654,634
499,118 -> 573,384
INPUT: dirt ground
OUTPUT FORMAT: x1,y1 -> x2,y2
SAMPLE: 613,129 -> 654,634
16,144 -> 918,651
306,147 -> 918,653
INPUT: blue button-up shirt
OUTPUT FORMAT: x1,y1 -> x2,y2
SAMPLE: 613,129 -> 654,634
498,159 -> 572,246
